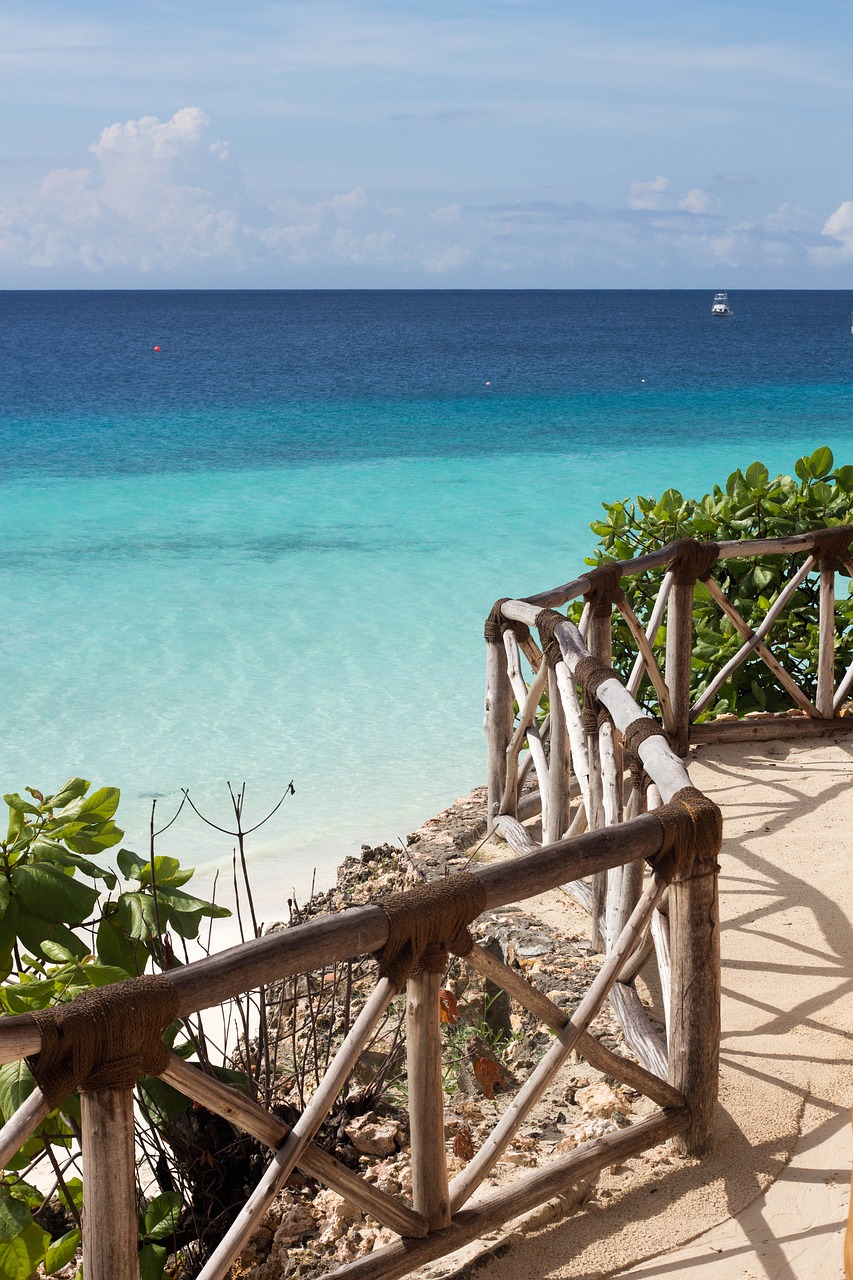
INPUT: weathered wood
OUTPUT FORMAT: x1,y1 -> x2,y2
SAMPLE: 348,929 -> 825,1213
0,1087 -> 50,1169
464,943 -> 684,1110
197,978 -> 398,1280
689,715 -> 853,744
326,1107 -> 688,1280
504,632 -> 550,833
406,969 -> 450,1229
449,873 -> 667,1211
499,658 -> 550,817
161,1055 -> 428,1239
516,789 -> 542,821
554,663 -> 591,810
587,729 -> 606,951
0,812 -> 675,1057
492,814 -> 540,856
619,588 -> 676,734
485,638 -> 515,822
614,929 -> 654,985
545,666 -> 572,842
612,788 -> 644,943
818,555 -> 837,718
668,849 -> 720,1156
665,578 -> 694,756
651,909 -> 672,1049
701,575 -> 819,717
692,558 -> 818,719
514,528 -> 852,615
608,982 -> 668,1079
81,1088 -> 137,1280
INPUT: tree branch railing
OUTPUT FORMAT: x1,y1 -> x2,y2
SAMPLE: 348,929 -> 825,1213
0,622 -> 720,1280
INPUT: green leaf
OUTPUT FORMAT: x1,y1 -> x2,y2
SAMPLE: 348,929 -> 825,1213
15,910 -> 90,963
0,1063 -> 35,1123
795,454 -> 811,481
143,1190 -> 183,1241
2,796 -> 40,817
77,787 -> 120,821
0,1196 -> 31,1241
48,779 -> 90,811
44,1227 -> 81,1273
116,890 -> 159,942
810,446 -> 834,478
117,848 -> 148,881
64,819 -> 123,856
137,1076 -> 192,1129
0,1236 -> 36,1280
11,864 -> 99,925
139,1241 -> 168,1280
96,914 -> 146,975
745,461 -> 769,488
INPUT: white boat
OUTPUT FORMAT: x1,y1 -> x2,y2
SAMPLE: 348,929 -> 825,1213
711,292 -> 733,316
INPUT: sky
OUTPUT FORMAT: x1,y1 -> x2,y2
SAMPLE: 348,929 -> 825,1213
2,1 -> 853,289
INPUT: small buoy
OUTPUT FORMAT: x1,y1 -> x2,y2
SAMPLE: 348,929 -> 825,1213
153,346 -> 161,352
485,380 -> 491,387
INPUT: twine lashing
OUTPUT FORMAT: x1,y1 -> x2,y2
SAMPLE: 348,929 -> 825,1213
375,873 -> 487,991
669,539 -> 719,585
810,525 -> 853,569
485,598 -> 530,646
26,975 -> 180,1111
623,716 -> 667,793
534,609 -> 567,669
583,563 -> 625,618
649,786 -> 722,884
574,655 -> 619,735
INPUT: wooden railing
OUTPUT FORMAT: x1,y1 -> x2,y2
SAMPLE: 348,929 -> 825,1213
497,525 -> 853,759
0,615 -> 721,1280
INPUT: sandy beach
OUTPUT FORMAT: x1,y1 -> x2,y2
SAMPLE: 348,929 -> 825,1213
409,735 -> 853,1280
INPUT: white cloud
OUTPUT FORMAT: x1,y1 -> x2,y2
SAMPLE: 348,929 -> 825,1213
810,201 -> 853,266
0,107 -> 842,285
678,188 -> 711,214
628,176 -> 670,211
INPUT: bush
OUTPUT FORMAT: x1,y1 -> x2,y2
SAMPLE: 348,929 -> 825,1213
584,447 -> 853,718
0,777 -> 230,1280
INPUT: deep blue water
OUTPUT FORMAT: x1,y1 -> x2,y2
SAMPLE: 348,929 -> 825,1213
2,290 -> 852,923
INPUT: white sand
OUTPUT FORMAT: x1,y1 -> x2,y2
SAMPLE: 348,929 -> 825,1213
421,737 -> 853,1280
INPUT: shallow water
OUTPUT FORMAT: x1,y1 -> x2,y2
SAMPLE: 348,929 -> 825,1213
2,289 -> 852,919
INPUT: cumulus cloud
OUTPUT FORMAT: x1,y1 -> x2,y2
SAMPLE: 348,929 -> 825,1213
678,188 -> 711,214
0,107 -> 844,284
810,201 -> 853,266
628,176 -> 670,210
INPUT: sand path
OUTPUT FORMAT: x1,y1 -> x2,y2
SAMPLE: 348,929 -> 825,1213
423,738 -> 853,1280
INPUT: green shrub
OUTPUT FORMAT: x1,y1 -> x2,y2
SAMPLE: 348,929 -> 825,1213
0,778 -> 230,1280
583,447 -> 853,718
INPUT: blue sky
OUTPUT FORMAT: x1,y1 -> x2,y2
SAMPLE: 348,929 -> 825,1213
2,1 -> 853,287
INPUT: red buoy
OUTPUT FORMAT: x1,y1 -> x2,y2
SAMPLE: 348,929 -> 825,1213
153,346 -> 161,352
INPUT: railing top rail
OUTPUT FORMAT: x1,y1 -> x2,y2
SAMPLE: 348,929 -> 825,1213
0,808 -> 669,1063
520,525 -> 853,611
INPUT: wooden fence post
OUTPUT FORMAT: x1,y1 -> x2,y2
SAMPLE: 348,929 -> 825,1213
544,667 -> 571,842
587,609 -> 613,951
81,1088 -> 139,1280
406,970 -> 451,1230
667,844 -> 721,1156
665,579 -> 694,757
485,636 -> 515,824
818,554 -> 836,718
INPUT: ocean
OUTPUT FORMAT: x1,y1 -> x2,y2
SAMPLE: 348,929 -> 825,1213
2,289 -> 852,925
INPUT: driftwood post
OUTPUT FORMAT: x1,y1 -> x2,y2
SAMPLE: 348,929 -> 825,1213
545,666 -> 571,842
586,603 -> 613,950
817,551 -> 836,719
667,800 -> 722,1156
81,1089 -> 138,1280
406,970 -> 451,1229
485,619 -> 515,825
665,578 -> 693,758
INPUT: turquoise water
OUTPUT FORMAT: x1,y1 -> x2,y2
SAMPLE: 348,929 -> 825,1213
2,291 -> 853,919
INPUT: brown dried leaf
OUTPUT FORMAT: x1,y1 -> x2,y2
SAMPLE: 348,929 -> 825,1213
472,1056 -> 503,1100
453,1127 -> 475,1161
439,989 -> 460,1025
